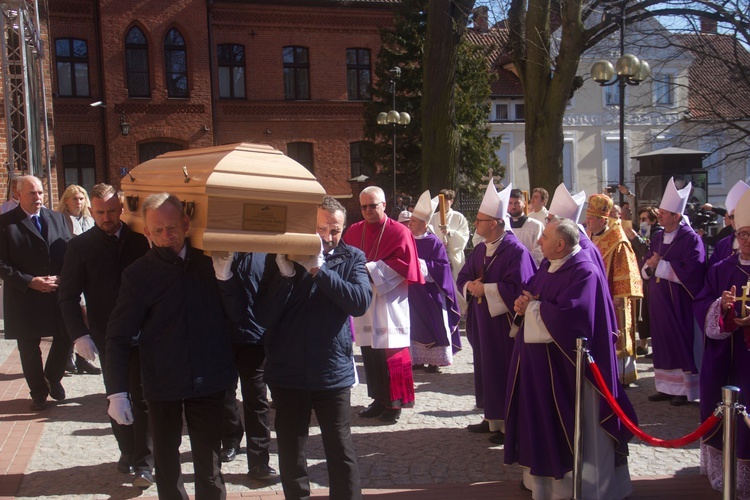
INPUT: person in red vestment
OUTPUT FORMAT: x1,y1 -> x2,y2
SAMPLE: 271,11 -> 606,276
343,186 -> 423,423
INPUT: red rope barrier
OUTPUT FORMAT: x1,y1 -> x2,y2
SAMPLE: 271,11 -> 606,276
588,359 -> 721,448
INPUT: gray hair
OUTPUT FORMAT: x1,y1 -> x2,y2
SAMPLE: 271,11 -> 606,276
360,186 -> 385,203
142,192 -> 183,218
16,174 -> 41,191
320,195 -> 346,223
554,218 -> 580,248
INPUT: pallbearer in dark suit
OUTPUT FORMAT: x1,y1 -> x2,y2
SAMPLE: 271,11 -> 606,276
0,175 -> 72,411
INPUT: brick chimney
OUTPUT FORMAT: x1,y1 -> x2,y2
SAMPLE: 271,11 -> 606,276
472,6 -> 489,32
701,16 -> 717,34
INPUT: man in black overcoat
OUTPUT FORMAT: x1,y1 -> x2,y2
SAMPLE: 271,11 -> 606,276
0,175 -> 72,410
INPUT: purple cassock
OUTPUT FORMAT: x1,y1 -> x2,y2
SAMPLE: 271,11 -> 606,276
643,225 -> 706,388
456,231 -> 536,421
708,232 -> 736,268
693,254 -> 750,462
504,249 -> 636,479
409,233 -> 462,353
579,228 -> 607,278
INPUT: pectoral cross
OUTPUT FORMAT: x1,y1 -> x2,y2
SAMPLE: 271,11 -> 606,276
736,280 -> 750,318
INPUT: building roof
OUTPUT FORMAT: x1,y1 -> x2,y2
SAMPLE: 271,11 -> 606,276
491,68 -> 522,97
675,32 -> 750,120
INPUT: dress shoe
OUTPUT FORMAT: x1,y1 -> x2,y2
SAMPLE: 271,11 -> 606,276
132,470 -> 154,489
220,447 -> 237,463
412,364 -> 425,370
670,396 -> 689,406
358,401 -> 385,418
378,408 -> 401,423
117,454 -> 134,474
647,392 -> 672,402
30,397 -> 47,411
65,356 -> 77,374
467,420 -> 491,433
425,364 -> 441,373
75,355 -> 102,375
45,378 -> 65,401
248,464 -> 278,480
636,346 -> 648,357
488,432 -> 505,445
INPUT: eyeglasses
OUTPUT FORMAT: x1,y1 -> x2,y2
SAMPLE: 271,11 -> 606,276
360,202 -> 383,211
737,231 -> 750,241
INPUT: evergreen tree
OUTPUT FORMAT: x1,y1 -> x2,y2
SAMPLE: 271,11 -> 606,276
363,0 -> 501,202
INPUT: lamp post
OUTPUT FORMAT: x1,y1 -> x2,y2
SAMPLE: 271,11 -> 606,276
377,66 -> 410,209
590,2 -> 650,205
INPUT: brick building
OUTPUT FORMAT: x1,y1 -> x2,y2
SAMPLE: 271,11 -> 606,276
38,0 -> 396,210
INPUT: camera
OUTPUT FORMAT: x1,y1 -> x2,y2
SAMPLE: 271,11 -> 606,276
605,185 -> 617,195
685,202 -> 718,232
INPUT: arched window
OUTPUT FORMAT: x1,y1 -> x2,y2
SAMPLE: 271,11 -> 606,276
55,38 -> 89,97
287,142 -> 314,173
125,27 -> 150,97
164,28 -> 188,98
350,141 -> 374,178
138,141 -> 184,164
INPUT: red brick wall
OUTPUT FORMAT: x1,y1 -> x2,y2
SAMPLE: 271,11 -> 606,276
45,0 -> 394,199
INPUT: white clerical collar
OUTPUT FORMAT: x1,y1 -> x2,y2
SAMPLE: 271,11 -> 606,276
177,244 -> 187,260
484,232 -> 505,256
548,244 -> 581,273
414,231 -> 429,240
740,256 -> 750,266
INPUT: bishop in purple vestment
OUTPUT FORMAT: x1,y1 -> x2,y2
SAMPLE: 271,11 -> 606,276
505,218 -> 635,499
694,223 -> 750,495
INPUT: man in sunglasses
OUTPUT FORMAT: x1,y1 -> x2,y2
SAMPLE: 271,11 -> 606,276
343,186 -> 422,423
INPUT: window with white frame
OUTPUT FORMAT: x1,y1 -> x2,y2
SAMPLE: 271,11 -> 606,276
604,85 -> 620,106
492,101 -> 524,122
495,138 -> 511,187
653,73 -> 675,106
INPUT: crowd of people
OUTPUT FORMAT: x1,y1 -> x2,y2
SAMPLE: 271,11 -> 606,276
0,173 -> 747,499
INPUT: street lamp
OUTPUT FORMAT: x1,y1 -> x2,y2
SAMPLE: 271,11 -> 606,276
590,2 -> 650,205
377,66 -> 410,209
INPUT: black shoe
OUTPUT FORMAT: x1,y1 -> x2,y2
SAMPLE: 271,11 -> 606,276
636,346 -> 648,356
358,401 -> 385,418
132,470 -> 154,489
412,364 -> 425,370
645,352 -> 653,359
488,432 -> 505,445
117,454 -> 134,474
75,355 -> 102,375
30,397 -> 47,411
45,378 -> 65,401
65,356 -> 77,374
248,464 -> 277,480
670,396 -> 689,406
647,392 -> 672,402
220,447 -> 237,463
467,420 -> 491,433
519,480 -> 531,492
425,364 -> 441,373
378,408 -> 401,423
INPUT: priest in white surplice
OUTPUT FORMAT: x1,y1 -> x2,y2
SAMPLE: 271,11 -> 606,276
343,186 -> 423,423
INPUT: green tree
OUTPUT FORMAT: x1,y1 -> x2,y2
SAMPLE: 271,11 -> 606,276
363,0 -> 501,201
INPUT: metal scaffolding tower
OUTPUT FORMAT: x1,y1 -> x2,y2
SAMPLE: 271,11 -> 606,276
0,0 -> 51,199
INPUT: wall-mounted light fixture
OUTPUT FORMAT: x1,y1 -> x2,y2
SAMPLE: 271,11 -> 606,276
120,111 -> 130,136
90,100 -> 106,108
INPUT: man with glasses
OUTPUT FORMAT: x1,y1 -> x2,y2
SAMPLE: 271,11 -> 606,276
457,182 -> 536,445
343,186 -> 422,423
693,188 -> 750,495
642,178 -> 706,406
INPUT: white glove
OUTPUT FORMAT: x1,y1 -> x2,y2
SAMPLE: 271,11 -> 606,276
74,335 -> 99,361
275,254 -> 296,277
294,240 -> 325,274
107,392 -> 134,425
211,253 -> 235,281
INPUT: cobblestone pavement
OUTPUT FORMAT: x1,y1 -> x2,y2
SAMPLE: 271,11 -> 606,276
3,333 -> 709,499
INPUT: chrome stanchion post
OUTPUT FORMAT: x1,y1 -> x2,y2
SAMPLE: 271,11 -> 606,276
573,337 -> 588,500
722,385 -> 740,500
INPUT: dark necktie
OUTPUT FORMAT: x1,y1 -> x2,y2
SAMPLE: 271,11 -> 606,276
31,215 -> 42,234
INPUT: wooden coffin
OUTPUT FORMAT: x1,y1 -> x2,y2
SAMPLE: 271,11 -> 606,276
120,142 -> 326,255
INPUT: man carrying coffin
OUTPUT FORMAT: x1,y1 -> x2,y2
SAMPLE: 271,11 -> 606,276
405,191 -> 461,373
343,186 -> 423,423
457,182 -> 536,444
505,217 -> 635,499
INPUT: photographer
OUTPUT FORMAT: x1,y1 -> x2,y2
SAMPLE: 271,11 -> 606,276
693,203 -> 728,248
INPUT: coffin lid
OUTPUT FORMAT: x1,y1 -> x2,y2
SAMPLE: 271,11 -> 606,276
121,142 -> 326,255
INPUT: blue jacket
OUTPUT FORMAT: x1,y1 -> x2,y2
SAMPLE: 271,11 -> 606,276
217,252 -> 267,345
259,242 -> 372,391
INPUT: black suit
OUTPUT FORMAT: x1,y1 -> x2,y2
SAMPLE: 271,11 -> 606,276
0,205 -> 72,400
59,222 -> 152,472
